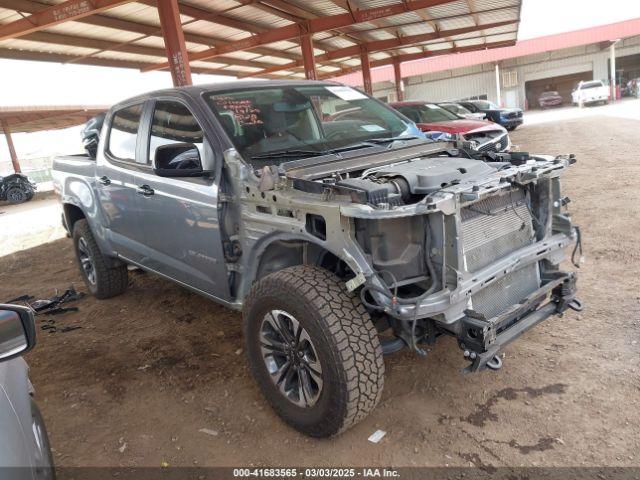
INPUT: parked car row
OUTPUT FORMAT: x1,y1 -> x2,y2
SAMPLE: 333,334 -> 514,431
380,97 -> 525,153
390,98 -> 524,132
390,77 -> 619,124
533,80 -> 613,110
389,101 -> 511,152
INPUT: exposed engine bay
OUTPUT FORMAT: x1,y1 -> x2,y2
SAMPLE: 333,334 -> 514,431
286,147 -> 552,295
248,140 -> 581,371
284,141 -> 537,210
335,156 -> 495,206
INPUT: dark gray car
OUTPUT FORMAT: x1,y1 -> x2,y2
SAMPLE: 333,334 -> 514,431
0,304 -> 54,479
52,80 -> 581,437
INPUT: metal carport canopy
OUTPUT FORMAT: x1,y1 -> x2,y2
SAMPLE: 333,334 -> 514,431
0,0 -> 521,95
1,104 -> 107,172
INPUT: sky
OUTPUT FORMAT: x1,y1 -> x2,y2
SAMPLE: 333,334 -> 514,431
2,0 -> 640,169
518,0 -> 640,40
0,66 -> 232,169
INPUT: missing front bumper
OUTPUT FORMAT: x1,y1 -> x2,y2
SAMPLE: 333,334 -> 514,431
457,271 -> 579,373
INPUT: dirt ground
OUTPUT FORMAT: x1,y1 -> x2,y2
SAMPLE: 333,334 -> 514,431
1,110 -> 639,469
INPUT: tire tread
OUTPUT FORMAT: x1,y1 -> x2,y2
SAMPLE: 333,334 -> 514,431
244,265 -> 384,436
73,219 -> 128,299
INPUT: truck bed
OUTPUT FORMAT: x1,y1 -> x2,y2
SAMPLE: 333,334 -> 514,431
52,154 -> 96,178
51,154 -> 97,224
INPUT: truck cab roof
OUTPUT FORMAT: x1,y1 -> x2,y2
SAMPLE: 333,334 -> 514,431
113,79 -> 343,108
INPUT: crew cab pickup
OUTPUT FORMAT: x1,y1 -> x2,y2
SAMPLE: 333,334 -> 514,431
571,80 -> 610,107
53,80 -> 581,437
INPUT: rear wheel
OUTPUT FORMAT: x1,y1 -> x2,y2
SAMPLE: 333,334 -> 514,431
243,265 -> 384,437
6,186 -> 27,204
72,219 -> 128,299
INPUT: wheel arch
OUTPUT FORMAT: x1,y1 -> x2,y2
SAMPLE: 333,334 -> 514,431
63,202 -> 86,233
238,231 -> 366,301
65,204 -> 120,269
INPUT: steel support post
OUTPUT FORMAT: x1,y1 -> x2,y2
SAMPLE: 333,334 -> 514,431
157,0 -> 193,86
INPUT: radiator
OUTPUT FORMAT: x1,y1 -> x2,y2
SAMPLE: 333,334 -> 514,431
461,189 -> 540,319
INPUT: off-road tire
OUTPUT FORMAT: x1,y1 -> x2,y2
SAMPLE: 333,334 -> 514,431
6,186 -> 27,204
72,219 -> 128,299
243,265 -> 384,437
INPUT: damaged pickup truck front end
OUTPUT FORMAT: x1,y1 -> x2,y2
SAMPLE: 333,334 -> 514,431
225,140 -> 581,373
55,80 -> 581,436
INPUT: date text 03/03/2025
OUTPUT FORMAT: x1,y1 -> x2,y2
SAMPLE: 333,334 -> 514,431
232,467 -> 400,478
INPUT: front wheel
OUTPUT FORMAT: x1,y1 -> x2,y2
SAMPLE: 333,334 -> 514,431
72,219 -> 128,299
6,186 -> 27,204
243,265 -> 384,437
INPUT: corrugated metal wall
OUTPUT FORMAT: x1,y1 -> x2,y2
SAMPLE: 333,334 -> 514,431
372,65 -> 498,103
406,69 -> 497,103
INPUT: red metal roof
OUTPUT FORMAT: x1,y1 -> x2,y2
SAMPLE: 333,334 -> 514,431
332,17 -> 640,87
0,0 -> 523,82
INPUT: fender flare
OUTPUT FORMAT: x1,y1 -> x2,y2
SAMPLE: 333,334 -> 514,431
237,230 -> 372,300
61,197 -> 115,262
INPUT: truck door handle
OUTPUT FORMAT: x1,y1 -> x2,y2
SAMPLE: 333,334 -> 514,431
98,175 -> 111,186
136,184 -> 154,197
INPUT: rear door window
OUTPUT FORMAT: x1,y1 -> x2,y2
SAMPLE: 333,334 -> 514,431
107,104 -> 143,161
149,101 -> 204,164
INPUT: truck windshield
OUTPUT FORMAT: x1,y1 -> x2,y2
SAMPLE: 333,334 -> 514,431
204,85 -> 420,166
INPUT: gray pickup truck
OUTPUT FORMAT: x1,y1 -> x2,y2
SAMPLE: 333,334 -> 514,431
53,80 -> 581,437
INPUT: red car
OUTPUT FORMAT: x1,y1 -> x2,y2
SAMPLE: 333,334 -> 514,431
537,91 -> 563,108
389,101 -> 511,152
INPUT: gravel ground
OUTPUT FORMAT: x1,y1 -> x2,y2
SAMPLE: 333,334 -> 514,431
0,111 -> 638,469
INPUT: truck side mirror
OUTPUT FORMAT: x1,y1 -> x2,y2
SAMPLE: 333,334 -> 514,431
0,305 -> 36,362
153,143 -> 205,177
